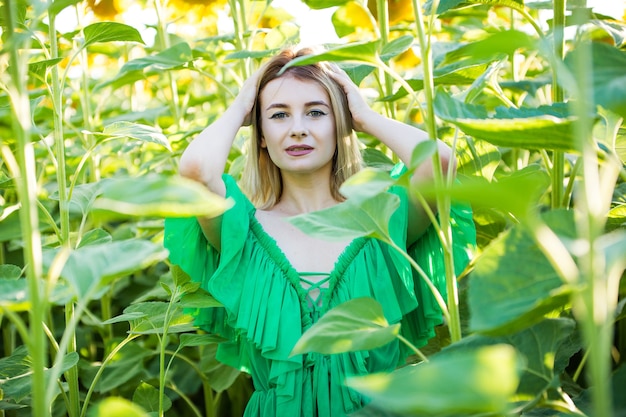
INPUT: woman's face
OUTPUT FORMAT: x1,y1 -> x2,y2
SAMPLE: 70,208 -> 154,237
259,75 -> 337,177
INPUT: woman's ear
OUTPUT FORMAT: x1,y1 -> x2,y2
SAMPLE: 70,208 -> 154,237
260,137 -> 267,148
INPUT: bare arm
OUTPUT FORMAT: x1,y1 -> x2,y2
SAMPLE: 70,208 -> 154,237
178,70 -> 261,250
330,70 -> 456,243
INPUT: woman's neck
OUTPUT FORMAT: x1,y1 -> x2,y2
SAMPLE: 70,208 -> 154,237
272,172 -> 339,215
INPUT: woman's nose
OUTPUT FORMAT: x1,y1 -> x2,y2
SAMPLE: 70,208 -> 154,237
290,117 -> 308,138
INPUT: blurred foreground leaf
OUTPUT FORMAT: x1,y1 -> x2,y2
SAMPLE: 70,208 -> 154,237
434,91 -> 581,152
445,319 -> 577,401
347,344 -> 522,415
289,191 -> 399,242
87,397 -> 149,417
92,174 -> 233,219
42,239 -> 168,299
468,211 -> 576,335
565,42 -> 626,119
280,40 -> 380,71
291,297 -> 400,355
418,166 -> 550,221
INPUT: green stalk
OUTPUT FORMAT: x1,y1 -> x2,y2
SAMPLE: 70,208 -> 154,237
75,4 -> 99,184
411,0 -> 461,342
79,334 -> 141,417
3,3 -> 48,416
376,0 -> 395,120
203,377 -> 216,417
228,0 -> 250,78
48,9 -> 81,417
158,288 -> 181,417
569,7 -> 613,416
48,10 -> 70,243
396,334 -> 429,362
154,0 -> 181,126
551,0 -> 566,208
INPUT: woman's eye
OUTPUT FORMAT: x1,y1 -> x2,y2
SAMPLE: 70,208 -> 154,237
308,110 -> 326,117
269,112 -> 288,119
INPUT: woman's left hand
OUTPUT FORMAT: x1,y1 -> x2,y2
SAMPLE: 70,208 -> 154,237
328,68 -> 375,133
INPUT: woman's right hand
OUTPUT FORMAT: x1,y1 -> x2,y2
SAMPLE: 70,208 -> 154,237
233,68 -> 263,127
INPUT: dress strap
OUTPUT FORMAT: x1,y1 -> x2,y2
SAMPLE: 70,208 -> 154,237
298,272 -> 331,309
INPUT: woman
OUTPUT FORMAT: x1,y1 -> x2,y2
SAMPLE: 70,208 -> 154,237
165,47 -> 475,416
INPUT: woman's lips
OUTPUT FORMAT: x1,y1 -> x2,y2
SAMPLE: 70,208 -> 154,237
285,145 -> 313,156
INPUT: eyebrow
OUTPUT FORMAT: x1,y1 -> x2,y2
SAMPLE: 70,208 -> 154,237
265,100 -> 330,111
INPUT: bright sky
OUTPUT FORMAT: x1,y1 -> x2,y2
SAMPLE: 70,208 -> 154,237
270,0 -> 339,46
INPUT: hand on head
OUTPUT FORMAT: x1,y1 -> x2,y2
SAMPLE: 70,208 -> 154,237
327,68 -> 373,133
234,68 -> 264,127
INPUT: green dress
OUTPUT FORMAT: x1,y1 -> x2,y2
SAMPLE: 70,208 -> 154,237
164,172 -> 476,417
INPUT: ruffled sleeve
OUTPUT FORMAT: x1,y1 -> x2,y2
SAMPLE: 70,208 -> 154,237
164,175 -> 304,395
163,175 -> 255,368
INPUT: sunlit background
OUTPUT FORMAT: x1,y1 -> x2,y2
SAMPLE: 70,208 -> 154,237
55,0 -> 626,48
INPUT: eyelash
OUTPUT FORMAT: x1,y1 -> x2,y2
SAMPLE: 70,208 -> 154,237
269,112 -> 287,119
269,110 -> 327,119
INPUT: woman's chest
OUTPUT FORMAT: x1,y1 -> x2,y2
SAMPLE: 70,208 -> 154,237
254,211 -> 353,274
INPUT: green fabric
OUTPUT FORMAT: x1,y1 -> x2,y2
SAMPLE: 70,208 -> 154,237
164,173 -> 476,417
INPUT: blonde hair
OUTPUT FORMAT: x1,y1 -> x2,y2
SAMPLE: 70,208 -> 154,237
240,47 -> 363,209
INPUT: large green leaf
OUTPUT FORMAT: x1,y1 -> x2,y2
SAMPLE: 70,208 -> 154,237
418,166 -> 550,221
565,42 -> 626,119
83,22 -> 144,48
338,167 -> 396,202
434,90 -> 581,152
91,174 -> 233,219
120,42 -> 193,74
468,212 -> 575,335
384,58 -> 496,100
291,297 -> 401,356
441,30 -> 537,66
91,121 -> 171,150
42,239 -> 168,299
445,319 -> 577,402
289,191 -> 399,242
280,41 -> 381,73
347,344 -> 522,415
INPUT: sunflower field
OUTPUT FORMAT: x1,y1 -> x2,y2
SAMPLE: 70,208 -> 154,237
1,0 -> 625,416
